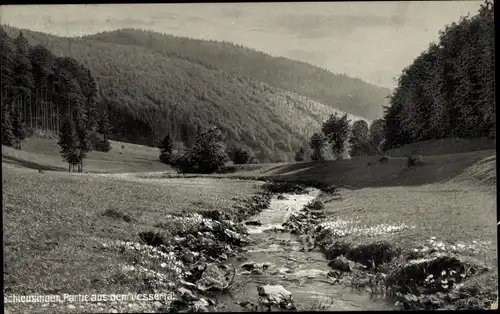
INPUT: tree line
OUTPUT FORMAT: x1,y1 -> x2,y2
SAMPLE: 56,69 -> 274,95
383,0 -> 494,150
1,28 -> 112,171
295,114 -> 384,162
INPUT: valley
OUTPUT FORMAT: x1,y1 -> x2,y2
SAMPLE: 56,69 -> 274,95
2,1 -> 497,312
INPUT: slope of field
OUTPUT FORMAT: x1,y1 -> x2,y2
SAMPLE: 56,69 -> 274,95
2,138 -> 167,173
2,25 -> 371,162
266,150 -> 496,188
84,28 -> 391,120
384,137 -> 496,157
318,178 -> 497,310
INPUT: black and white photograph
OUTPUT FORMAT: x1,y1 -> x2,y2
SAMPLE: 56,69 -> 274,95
1,1 -> 497,312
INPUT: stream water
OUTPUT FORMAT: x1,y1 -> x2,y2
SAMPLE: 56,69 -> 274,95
219,188 -> 395,311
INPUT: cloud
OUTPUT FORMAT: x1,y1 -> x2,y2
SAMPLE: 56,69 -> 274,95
265,12 -> 415,40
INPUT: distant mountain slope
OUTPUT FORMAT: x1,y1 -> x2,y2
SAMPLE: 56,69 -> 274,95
84,29 -> 391,120
3,26 -> 367,162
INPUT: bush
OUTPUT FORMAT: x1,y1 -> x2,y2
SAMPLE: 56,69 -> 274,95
407,154 -> 425,167
168,149 -> 185,168
95,138 -> 111,152
304,199 -> 325,211
172,126 -> 229,174
229,145 -> 254,164
159,151 -> 171,164
262,181 -> 308,194
89,131 -> 111,152
378,155 -> 391,164
295,147 -> 305,162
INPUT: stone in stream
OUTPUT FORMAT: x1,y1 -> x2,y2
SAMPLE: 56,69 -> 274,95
257,284 -> 296,311
178,287 -> 198,302
264,226 -> 287,233
181,249 -> 197,264
191,298 -> 210,312
196,263 -> 232,292
328,255 -> 353,272
244,220 -> 262,226
241,262 -> 257,271
278,267 -> 294,275
262,262 -> 274,270
178,279 -> 198,290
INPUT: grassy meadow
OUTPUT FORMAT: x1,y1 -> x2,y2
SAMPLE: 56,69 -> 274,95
3,162 -> 263,309
2,137 -> 167,173
2,136 -> 497,311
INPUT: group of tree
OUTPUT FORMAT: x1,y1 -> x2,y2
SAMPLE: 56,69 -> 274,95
1,28 -> 112,171
158,124 -> 257,173
302,114 -> 386,162
383,0 -> 494,150
227,144 -> 255,165
163,125 -> 229,174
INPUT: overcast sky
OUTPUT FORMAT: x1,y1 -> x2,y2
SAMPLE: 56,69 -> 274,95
1,2 -> 483,88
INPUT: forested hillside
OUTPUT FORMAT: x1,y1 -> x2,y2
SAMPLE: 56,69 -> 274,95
1,27 -> 98,154
383,0 -> 495,149
1,25 -> 367,162
83,29 -> 391,120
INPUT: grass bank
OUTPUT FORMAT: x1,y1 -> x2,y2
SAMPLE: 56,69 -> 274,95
275,152 -> 497,310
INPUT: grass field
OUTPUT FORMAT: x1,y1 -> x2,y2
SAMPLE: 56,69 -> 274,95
2,135 -> 497,310
3,164 -> 263,299
2,137 -> 167,173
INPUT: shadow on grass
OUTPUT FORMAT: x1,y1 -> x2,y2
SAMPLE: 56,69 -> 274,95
262,150 -> 496,190
2,155 -> 66,171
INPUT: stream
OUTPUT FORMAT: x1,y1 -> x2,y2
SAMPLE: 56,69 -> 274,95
218,188 -> 395,311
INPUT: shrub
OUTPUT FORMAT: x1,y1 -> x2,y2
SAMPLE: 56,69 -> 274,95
95,139 -> 111,152
159,151 -> 171,164
295,147 -> 305,162
229,145 -> 254,164
407,154 -> 425,167
304,199 -> 325,211
168,149 -> 185,168
89,131 -> 111,152
378,155 -> 391,164
262,180 -> 308,194
172,126 -> 229,174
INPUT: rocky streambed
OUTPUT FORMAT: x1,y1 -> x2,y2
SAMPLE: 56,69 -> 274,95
84,180 -> 396,313
217,187 -> 395,312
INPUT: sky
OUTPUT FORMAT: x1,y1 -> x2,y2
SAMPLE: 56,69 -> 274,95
1,1 -> 483,88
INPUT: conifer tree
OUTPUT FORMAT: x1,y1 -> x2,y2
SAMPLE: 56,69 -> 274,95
159,132 -> 173,154
309,133 -> 325,161
74,109 -> 91,173
2,103 -> 16,147
57,113 -> 79,172
11,103 -> 26,149
294,147 -> 305,162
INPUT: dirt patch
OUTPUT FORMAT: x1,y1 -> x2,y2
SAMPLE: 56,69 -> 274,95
102,209 -> 133,223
